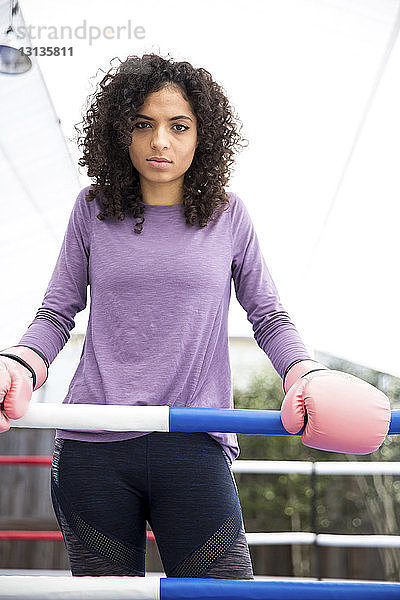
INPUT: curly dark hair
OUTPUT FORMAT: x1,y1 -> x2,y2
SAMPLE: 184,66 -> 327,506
73,52 -> 249,234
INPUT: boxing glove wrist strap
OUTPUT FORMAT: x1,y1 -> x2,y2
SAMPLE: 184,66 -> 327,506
283,359 -> 329,393
0,345 -> 49,391
0,353 -> 37,390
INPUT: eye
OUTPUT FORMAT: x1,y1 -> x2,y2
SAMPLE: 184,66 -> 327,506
173,124 -> 189,132
134,122 -> 150,129
133,121 -> 189,132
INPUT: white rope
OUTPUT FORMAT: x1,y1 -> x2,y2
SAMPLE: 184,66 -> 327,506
317,534 -> 400,548
233,460 -> 400,475
0,575 -> 160,600
245,532 -> 400,548
247,532 -> 315,545
314,462 -> 400,476
234,460 -> 313,474
9,404 -> 170,431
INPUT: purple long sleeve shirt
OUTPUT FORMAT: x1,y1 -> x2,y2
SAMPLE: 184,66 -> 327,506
17,185 -> 312,462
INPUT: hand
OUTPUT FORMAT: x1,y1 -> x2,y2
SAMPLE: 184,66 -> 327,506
280,369 -> 391,454
0,345 -> 48,433
0,356 -> 34,433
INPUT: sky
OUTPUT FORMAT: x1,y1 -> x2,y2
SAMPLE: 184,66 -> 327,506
1,0 -> 399,377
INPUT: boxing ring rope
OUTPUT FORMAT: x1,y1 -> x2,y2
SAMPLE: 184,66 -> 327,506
2,404 -> 400,599
5,454 -> 400,474
2,575 -> 400,599
7,403 -> 400,434
3,527 -> 400,548
3,453 -> 400,548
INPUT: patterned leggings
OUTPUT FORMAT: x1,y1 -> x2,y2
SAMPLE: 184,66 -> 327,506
50,431 -> 254,578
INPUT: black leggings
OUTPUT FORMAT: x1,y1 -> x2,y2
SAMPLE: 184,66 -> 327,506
50,431 -> 254,578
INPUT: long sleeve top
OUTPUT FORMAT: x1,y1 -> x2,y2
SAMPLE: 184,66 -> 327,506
17,185 -> 312,462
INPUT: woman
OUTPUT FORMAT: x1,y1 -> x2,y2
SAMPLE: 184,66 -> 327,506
0,52 -> 390,578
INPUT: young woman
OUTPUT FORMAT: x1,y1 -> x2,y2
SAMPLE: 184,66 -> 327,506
0,53 -> 390,578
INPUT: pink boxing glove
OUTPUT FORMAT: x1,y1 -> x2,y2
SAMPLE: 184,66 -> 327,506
281,360 -> 391,454
0,345 -> 48,433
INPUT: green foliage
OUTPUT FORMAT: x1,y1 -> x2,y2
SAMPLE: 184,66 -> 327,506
233,354 -> 400,578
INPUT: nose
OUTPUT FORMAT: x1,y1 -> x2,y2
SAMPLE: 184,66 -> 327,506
151,126 -> 170,150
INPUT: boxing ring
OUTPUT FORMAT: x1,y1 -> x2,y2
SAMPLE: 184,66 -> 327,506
2,404 -> 400,599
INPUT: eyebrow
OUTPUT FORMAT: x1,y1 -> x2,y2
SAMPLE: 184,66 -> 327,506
134,113 -> 193,122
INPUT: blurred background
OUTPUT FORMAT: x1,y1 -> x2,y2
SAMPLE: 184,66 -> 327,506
0,0 -> 399,582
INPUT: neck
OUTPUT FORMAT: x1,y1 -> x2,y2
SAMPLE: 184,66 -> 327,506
140,177 -> 183,206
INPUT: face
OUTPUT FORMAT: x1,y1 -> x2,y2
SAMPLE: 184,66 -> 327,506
128,85 -> 198,189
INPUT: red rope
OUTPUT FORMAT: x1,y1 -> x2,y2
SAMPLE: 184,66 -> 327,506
0,456 -> 52,465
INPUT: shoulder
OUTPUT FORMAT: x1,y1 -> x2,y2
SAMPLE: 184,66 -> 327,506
226,191 -> 240,218
227,191 -> 238,207
226,191 -> 248,211
226,191 -> 251,225
66,186 -> 99,238
79,184 -> 96,204
74,184 -> 100,217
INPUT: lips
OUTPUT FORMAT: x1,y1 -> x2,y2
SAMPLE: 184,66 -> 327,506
147,158 -> 172,163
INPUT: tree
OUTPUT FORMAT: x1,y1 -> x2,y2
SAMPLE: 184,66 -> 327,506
234,353 -> 400,579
